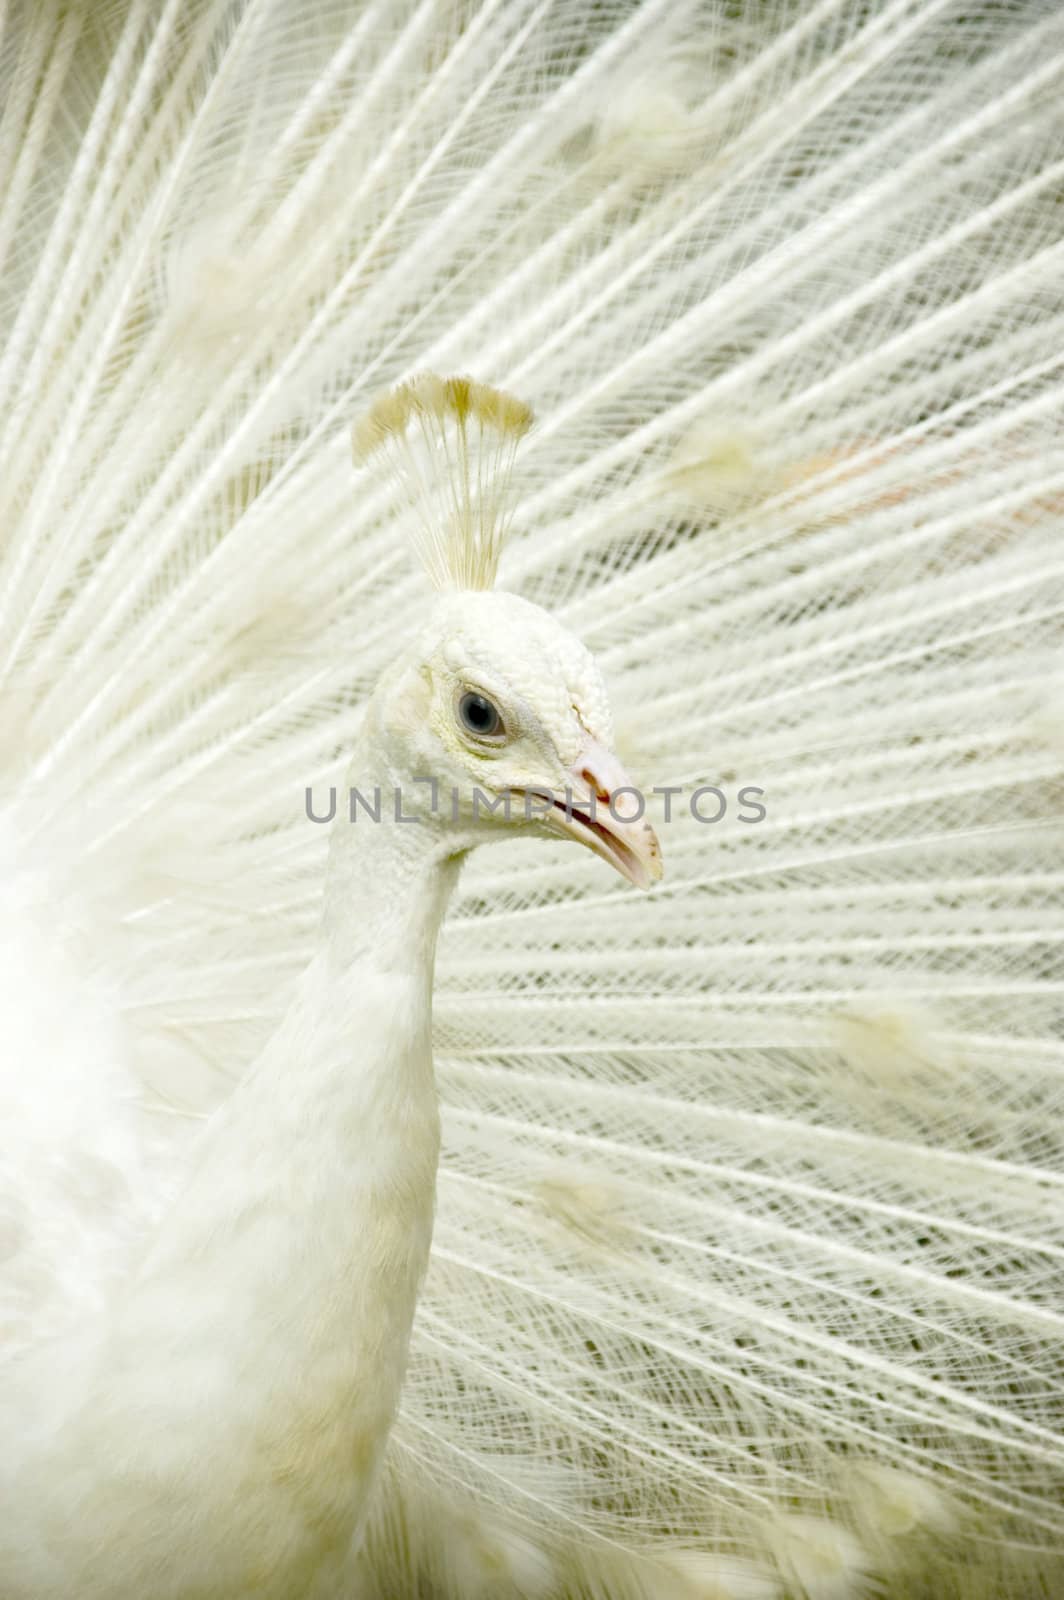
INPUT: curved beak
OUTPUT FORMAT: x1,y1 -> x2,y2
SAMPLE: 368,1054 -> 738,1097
539,740 -> 663,890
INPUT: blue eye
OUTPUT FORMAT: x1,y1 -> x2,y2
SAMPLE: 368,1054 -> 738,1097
458,691 -> 505,740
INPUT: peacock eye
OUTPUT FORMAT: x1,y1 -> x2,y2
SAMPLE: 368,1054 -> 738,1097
457,689 -> 505,742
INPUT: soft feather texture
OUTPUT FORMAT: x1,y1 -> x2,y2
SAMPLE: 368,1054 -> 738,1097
352,373 -> 534,591
0,1 -> 1062,1597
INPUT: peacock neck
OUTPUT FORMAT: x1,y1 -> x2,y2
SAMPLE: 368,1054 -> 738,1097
11,743 -> 467,1599
320,713 -> 469,976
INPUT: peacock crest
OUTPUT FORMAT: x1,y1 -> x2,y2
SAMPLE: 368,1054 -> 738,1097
352,373 -> 534,593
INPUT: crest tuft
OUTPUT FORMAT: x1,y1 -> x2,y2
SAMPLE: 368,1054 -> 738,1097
352,373 -> 533,591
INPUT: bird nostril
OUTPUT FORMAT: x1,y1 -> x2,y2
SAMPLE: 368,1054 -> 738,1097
581,767 -> 610,802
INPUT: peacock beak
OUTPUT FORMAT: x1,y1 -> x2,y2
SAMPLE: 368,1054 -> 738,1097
540,740 -> 664,890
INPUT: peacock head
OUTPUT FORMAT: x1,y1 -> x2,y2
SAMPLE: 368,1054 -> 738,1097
353,375 -> 662,890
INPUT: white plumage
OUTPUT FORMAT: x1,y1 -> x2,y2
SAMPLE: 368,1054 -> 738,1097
1,2 -> 1062,1596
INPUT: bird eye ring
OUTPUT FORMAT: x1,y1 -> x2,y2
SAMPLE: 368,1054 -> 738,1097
457,689 -> 505,742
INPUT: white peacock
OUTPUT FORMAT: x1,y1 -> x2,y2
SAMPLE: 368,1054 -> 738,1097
0,3 -> 1062,1597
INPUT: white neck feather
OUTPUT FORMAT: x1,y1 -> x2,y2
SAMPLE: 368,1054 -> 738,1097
4,735 -> 463,1600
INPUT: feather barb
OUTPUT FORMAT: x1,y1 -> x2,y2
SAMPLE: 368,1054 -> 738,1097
352,373 -> 533,592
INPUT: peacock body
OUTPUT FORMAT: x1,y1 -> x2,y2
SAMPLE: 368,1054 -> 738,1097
1,1 -> 1063,1596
